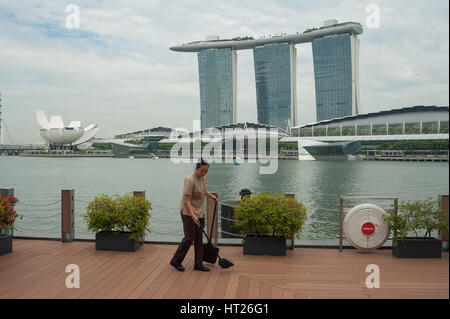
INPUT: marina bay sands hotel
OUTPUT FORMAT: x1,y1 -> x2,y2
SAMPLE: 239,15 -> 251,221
170,20 -> 363,131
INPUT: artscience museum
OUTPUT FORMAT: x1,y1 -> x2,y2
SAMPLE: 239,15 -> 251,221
36,110 -> 99,149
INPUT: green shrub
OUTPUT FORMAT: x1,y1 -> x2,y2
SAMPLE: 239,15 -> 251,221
376,140 -> 449,151
84,193 -> 152,241
384,198 -> 449,244
299,129 -> 312,137
234,193 -> 307,238
313,128 -> 327,136
92,143 -> 111,150
342,127 -> 356,136
124,140 -> 143,145
278,142 -> 298,150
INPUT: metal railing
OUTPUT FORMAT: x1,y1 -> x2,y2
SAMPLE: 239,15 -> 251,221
3,188 -> 346,246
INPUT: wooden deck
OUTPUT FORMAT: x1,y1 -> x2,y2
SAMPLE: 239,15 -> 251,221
0,239 -> 448,299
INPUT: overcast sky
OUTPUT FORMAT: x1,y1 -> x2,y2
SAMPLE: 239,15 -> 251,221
0,0 -> 448,144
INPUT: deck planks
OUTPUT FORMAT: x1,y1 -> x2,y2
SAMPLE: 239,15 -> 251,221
0,238 -> 448,299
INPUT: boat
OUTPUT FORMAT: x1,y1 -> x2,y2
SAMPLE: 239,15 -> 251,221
347,154 -> 364,161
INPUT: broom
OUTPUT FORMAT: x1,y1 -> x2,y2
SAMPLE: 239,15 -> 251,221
201,200 -> 234,269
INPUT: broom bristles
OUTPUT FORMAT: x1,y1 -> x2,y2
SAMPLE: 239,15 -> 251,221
218,257 -> 234,268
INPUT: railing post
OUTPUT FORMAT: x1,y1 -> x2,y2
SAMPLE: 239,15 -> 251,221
285,193 -> 295,249
133,191 -> 145,198
133,191 -> 146,245
207,192 -> 218,246
61,190 -> 74,243
339,197 -> 344,252
0,188 -> 14,197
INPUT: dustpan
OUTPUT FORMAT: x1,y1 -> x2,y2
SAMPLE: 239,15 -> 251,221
201,200 -> 234,269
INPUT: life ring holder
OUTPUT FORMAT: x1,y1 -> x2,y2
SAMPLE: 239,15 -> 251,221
339,196 -> 398,251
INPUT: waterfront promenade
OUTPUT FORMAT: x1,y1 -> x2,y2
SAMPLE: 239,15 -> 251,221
0,238 -> 448,299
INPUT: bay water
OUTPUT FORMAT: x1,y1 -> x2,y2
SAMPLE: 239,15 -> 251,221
0,156 -> 448,245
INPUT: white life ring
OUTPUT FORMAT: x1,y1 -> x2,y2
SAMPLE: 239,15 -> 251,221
343,203 -> 389,250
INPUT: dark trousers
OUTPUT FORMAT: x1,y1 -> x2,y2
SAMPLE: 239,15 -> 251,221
170,213 -> 204,268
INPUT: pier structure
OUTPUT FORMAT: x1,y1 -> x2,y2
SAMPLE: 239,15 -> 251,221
286,105 -> 450,160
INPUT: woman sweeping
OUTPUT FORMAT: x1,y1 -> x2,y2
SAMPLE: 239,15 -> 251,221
170,159 -> 218,272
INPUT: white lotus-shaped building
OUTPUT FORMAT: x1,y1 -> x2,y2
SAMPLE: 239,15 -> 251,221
36,110 -> 99,147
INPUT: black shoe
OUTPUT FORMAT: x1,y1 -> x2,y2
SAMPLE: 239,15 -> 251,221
194,266 -> 210,272
170,262 -> 185,272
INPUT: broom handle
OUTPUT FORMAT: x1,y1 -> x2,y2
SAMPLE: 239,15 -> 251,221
201,228 -> 211,243
196,206 -> 214,243
201,224 -> 216,249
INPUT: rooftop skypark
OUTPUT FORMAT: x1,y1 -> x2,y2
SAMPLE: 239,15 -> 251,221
170,21 -> 363,52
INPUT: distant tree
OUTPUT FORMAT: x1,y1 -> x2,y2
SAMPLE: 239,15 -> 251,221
92,143 -> 111,150
124,140 -> 143,145
375,140 -> 448,151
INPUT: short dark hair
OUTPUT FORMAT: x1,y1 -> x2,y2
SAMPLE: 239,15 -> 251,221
195,158 -> 209,169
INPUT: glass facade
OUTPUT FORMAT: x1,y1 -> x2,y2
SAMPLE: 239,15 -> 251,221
422,121 -> 439,134
312,33 -> 355,121
404,123 -> 421,134
253,43 -> 294,130
198,48 -> 235,130
440,121 -> 449,133
293,120 -> 447,137
303,141 -> 362,160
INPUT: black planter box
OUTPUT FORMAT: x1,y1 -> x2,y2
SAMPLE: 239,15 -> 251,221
243,235 -> 286,256
0,234 -> 13,256
95,231 -> 140,252
393,238 -> 442,258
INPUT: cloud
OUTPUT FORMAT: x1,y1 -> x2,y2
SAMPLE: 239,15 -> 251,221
0,0 -> 448,144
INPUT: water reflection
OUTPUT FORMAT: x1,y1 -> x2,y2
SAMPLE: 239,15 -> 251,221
305,162 -> 362,239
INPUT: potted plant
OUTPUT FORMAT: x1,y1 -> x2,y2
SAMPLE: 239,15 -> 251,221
84,193 -> 152,252
234,193 -> 307,256
0,196 -> 22,256
384,198 -> 449,258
